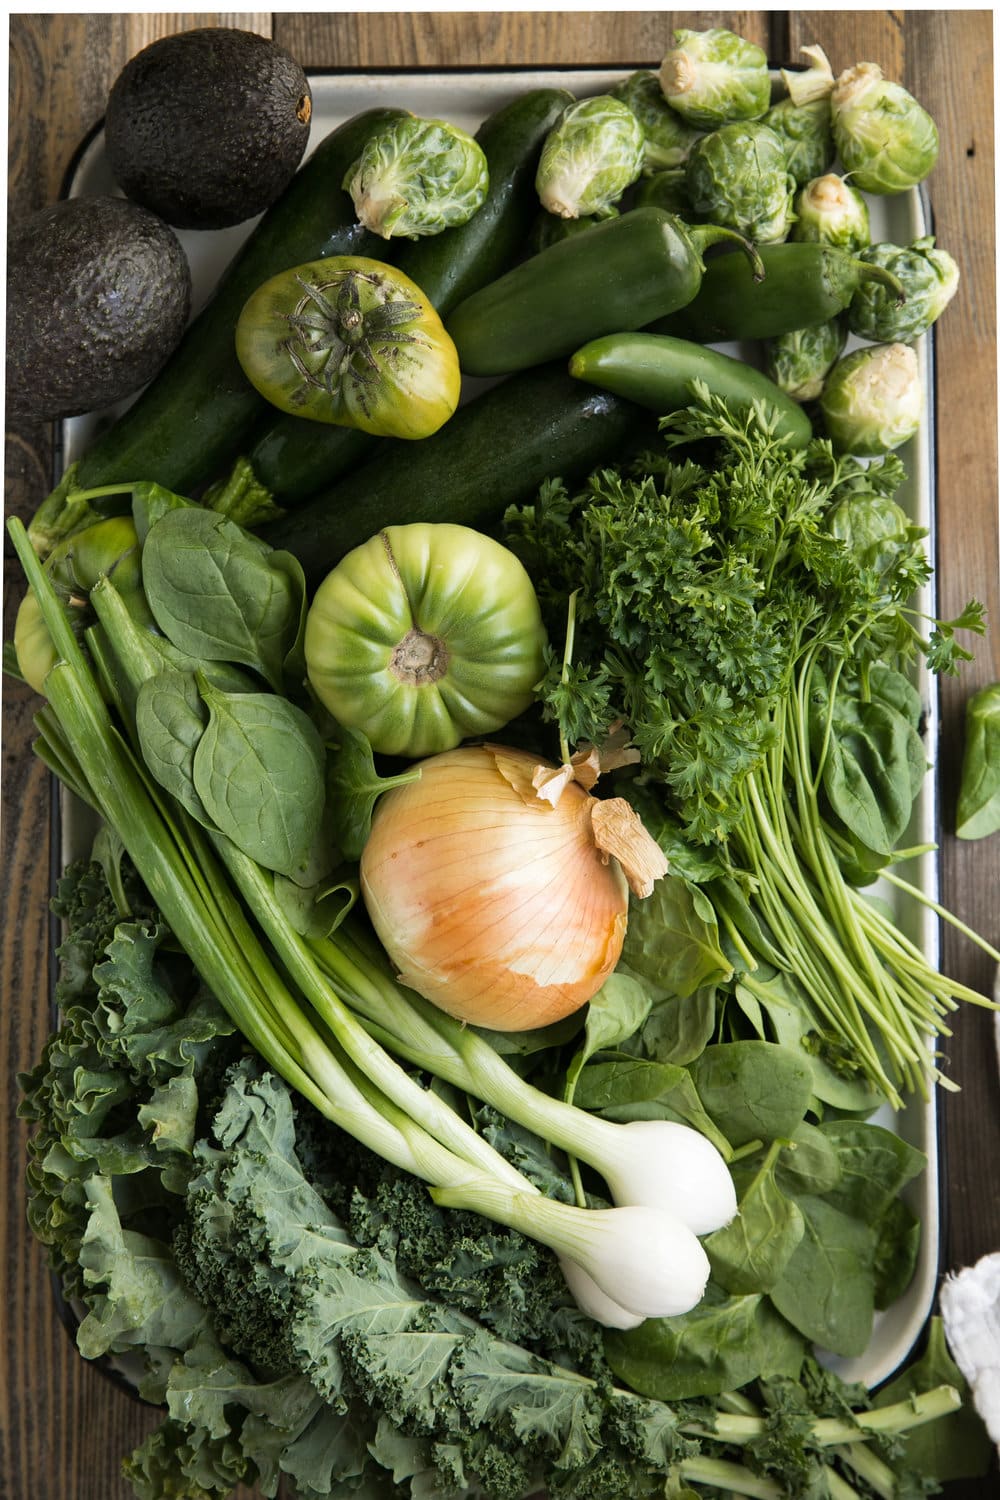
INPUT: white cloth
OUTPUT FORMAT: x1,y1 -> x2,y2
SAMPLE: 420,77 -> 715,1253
940,1251 -> 1000,1446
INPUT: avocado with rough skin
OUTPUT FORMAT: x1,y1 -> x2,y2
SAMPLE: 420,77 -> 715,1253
104,27 -> 313,231
6,195 -> 192,423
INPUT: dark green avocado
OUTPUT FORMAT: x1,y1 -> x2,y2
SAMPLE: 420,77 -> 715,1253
104,27 -> 313,230
6,195 -> 192,423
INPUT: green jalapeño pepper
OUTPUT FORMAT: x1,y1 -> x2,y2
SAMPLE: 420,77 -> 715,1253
569,331 -> 814,449
444,206 -> 765,377
653,241 -> 906,343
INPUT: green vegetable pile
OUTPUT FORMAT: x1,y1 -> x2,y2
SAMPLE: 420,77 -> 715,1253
7,19 -> 998,1500
21,853 -> 994,1499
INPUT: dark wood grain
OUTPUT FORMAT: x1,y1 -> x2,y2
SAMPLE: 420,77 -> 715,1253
4,13 -> 998,1499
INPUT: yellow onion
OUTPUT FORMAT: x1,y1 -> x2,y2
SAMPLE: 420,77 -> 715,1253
359,742 -> 668,1031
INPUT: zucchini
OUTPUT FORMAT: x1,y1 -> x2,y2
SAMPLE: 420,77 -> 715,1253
258,364 -> 651,587
55,109 -> 409,498
227,87 -> 576,509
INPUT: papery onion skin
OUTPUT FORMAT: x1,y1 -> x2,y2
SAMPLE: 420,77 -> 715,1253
359,743 -> 630,1031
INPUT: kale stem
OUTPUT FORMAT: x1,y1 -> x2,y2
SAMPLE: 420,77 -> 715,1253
677,1456 -> 783,1499
825,1470 -> 863,1500
830,1442 -> 897,1500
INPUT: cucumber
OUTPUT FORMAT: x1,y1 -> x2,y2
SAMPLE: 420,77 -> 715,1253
66,108 -> 409,496
258,364 -> 651,587
231,87 -> 576,509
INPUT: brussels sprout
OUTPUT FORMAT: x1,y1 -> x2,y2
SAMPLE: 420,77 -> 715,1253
660,27 -> 772,128
529,207 -> 614,255
634,168 -> 691,217
685,122 -> 796,243
535,95 -> 645,219
847,236 -> 961,343
344,114 -> 489,239
819,342 -> 922,455
830,62 -> 939,195
779,43 -> 836,106
764,96 -> 836,187
791,174 -> 871,251
764,317 -> 847,402
611,69 -> 703,172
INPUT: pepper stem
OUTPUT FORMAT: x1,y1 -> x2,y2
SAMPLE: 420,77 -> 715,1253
855,261 -> 908,305
689,224 -> 767,283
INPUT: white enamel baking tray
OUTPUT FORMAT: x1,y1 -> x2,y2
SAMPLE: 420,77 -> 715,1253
58,70 -> 940,1392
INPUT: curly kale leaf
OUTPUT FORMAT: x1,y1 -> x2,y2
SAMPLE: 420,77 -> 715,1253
18,858 -> 238,1294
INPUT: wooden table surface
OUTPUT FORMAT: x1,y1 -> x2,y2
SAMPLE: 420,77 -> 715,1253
4,12 -> 998,1498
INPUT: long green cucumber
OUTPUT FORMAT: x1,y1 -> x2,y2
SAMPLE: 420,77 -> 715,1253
53,109 -> 409,501
227,87 -> 576,510
258,365 -> 651,587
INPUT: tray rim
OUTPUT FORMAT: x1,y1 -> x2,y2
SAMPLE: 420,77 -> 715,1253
47,62 -> 944,1403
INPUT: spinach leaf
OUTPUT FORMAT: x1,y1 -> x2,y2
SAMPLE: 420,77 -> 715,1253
325,725 -> 423,862
873,1195 -> 921,1309
130,480 -> 200,542
810,664 -> 927,856
620,872 -> 733,999
705,1142 -> 805,1295
273,870 -> 360,941
141,508 -> 304,692
768,1196 -> 876,1358
688,1041 -> 813,1146
192,679 -> 327,882
603,1282 -> 805,1401
733,1122 -> 843,1202
562,972 -> 652,1102
873,1317 -> 995,1482
748,969 -> 886,1115
135,669 -> 211,823
816,1119 -> 926,1224
956,680 -> 1000,840
631,983 -> 718,1066
571,1055 -> 730,1160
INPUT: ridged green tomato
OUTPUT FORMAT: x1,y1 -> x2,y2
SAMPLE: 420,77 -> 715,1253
235,255 -> 460,439
304,523 -> 548,758
13,516 -> 143,695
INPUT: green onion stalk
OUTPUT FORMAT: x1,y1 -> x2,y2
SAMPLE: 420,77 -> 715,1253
7,516 -> 721,1326
727,642 -> 1000,1110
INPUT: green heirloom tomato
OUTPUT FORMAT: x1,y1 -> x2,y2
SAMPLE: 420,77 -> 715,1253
343,114 -> 490,240
13,588 -> 57,694
235,256 -> 460,440
304,523 -> 548,759
13,515 -> 143,695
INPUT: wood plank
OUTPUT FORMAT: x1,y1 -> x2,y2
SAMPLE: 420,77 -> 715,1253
5,16 -> 273,1499
274,10 -> 772,69
790,21 -> 1000,1500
